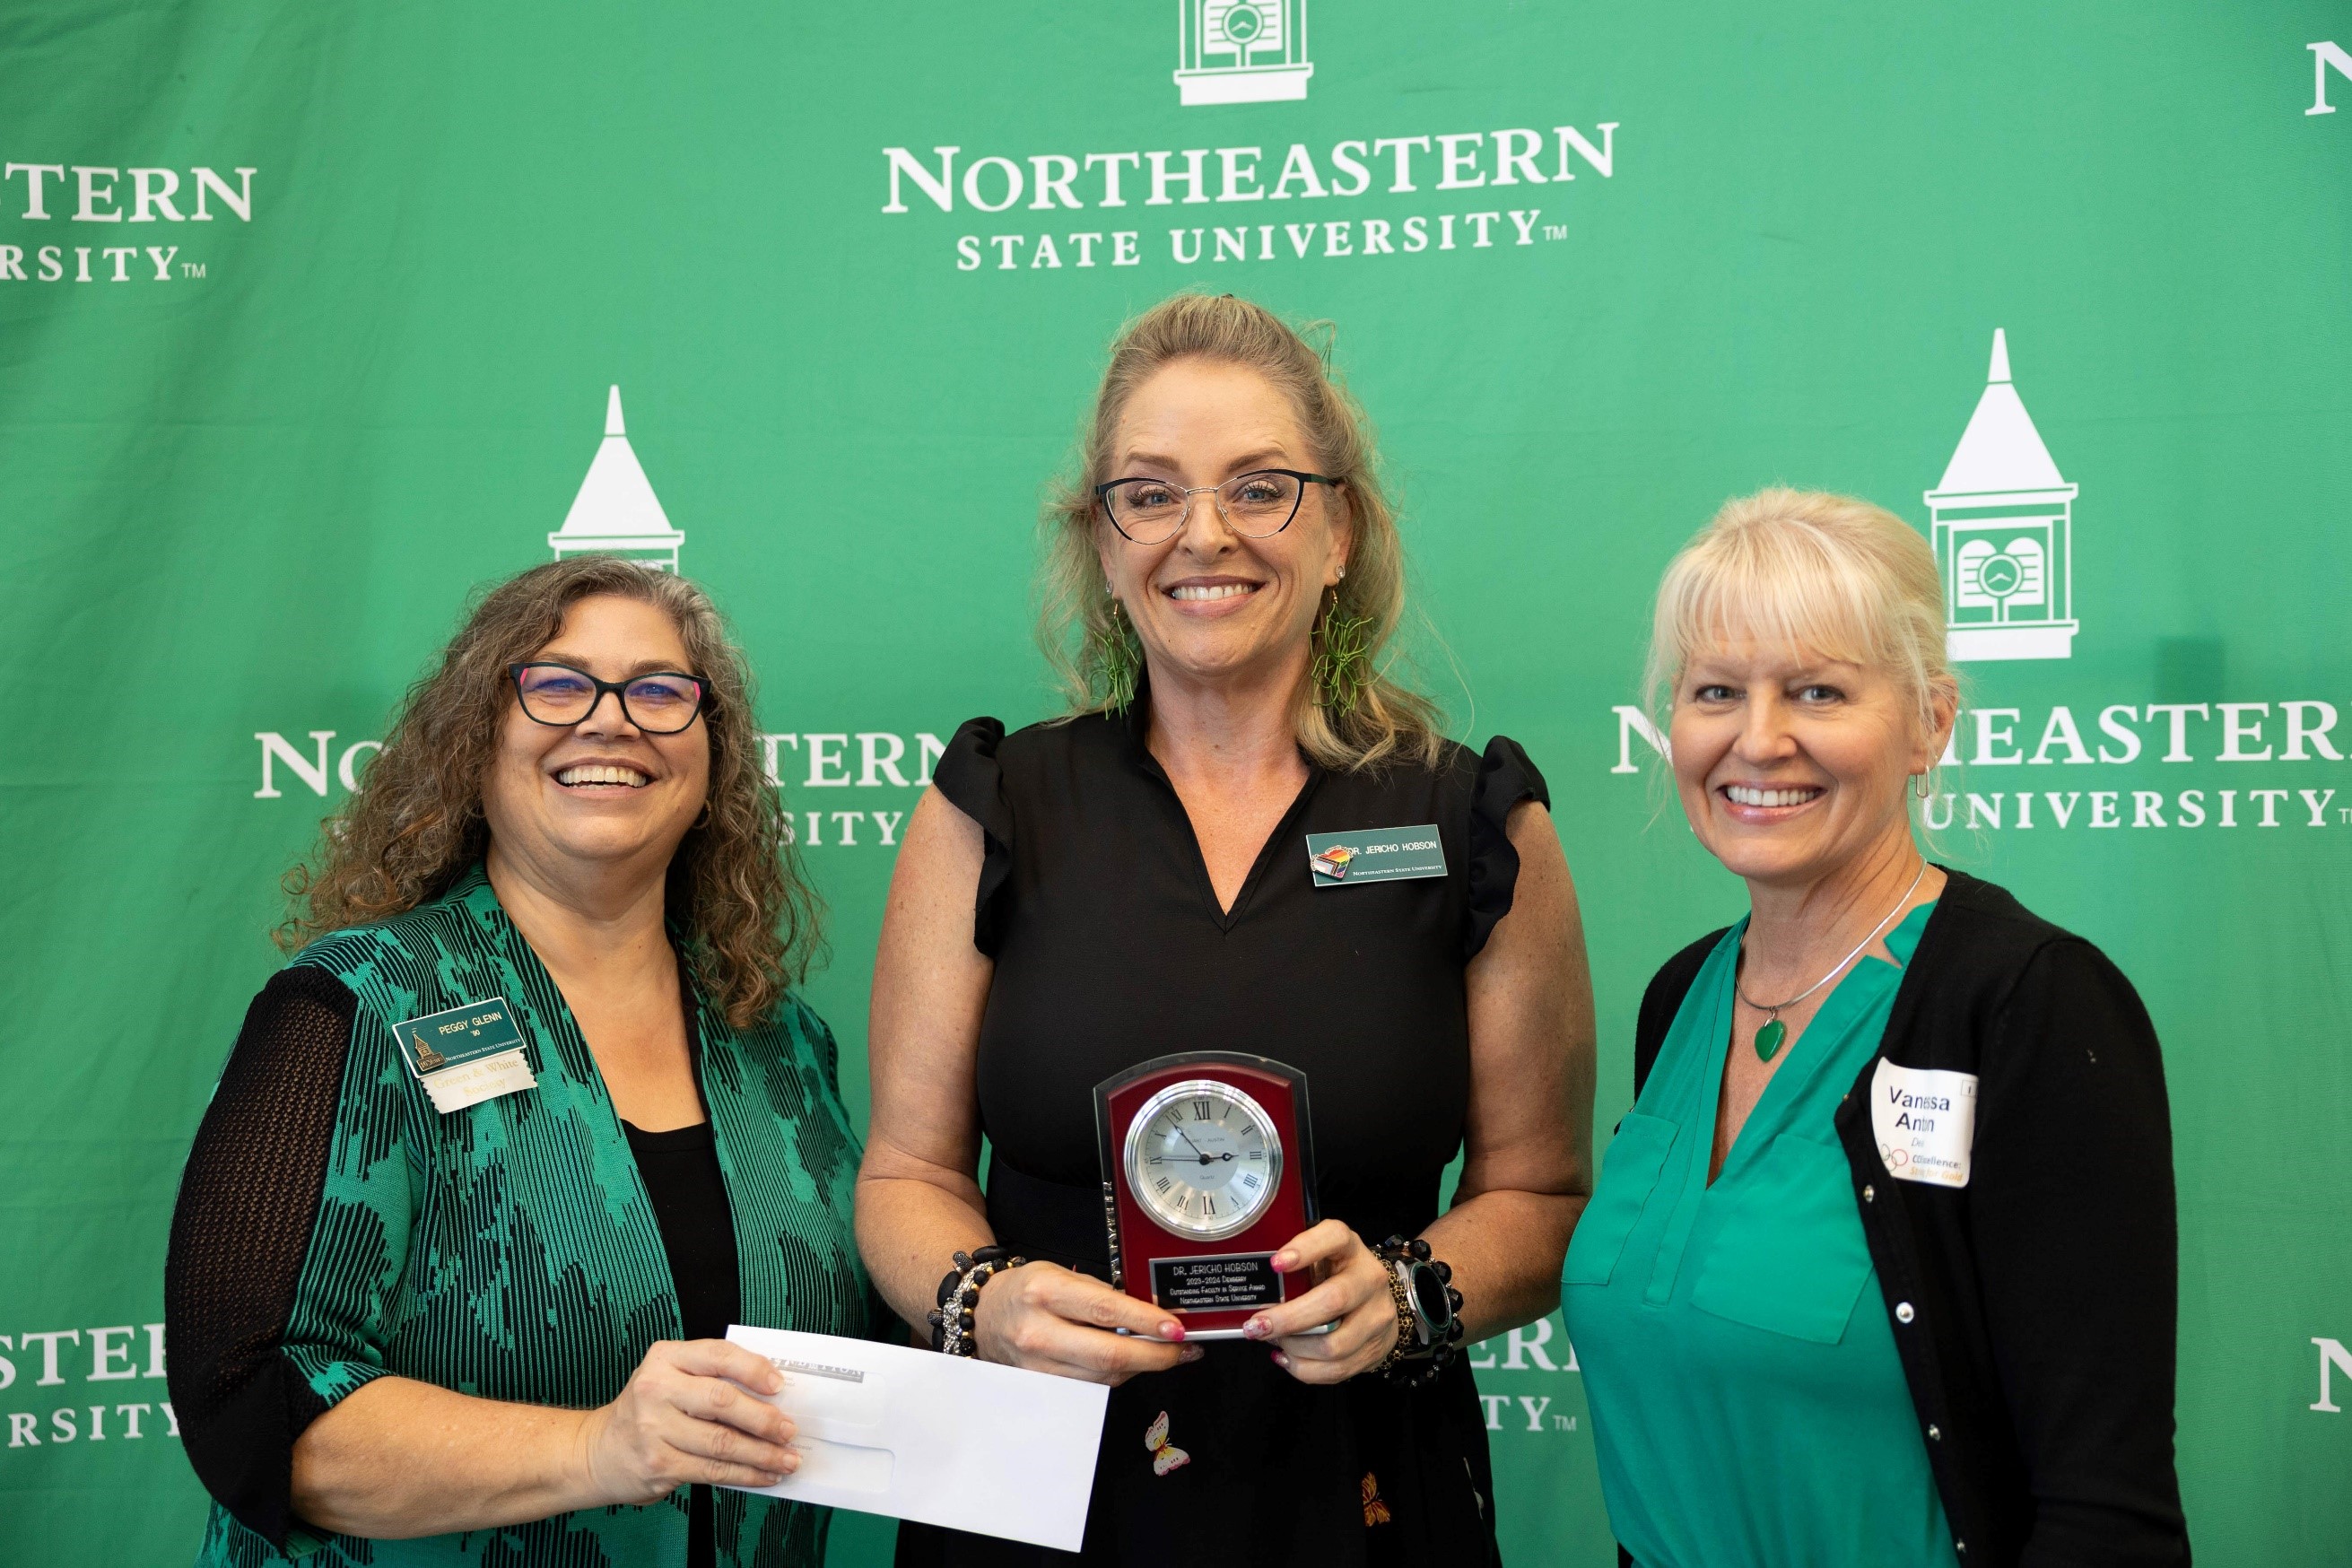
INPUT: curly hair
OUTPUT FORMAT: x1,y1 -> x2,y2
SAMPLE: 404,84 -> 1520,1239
1040,292 -> 1443,771
275,557 -> 822,1028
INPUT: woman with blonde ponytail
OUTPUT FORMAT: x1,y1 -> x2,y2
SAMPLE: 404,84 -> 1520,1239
861,293 -> 1597,1564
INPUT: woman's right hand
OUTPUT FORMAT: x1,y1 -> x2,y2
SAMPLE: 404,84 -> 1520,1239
973,1262 -> 1206,1385
576,1339 -> 801,1503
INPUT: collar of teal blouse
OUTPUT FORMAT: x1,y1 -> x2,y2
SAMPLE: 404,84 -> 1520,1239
1719,896 -> 1937,992
1679,900 -> 1938,1178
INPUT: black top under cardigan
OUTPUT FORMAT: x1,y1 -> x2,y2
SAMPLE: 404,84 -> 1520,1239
1629,869 -> 2189,1568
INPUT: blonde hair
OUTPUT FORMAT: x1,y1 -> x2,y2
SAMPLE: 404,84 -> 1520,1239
1040,292 -> 1442,771
1644,487 -> 1956,749
276,556 -> 823,1029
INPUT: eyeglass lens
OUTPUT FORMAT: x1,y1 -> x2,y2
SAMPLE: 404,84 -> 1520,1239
513,665 -> 703,733
1103,471 -> 1304,542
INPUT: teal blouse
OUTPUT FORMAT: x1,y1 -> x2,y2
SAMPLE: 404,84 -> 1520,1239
1562,903 -> 1958,1568
181,866 -> 874,1567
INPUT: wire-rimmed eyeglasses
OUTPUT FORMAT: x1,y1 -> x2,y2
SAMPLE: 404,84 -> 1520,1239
1094,468 -> 1344,544
508,663 -> 707,735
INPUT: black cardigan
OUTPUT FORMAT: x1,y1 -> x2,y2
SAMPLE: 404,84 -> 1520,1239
1626,870 -> 2190,1568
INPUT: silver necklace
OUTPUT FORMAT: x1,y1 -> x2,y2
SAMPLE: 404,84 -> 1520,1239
1736,860 -> 1928,1062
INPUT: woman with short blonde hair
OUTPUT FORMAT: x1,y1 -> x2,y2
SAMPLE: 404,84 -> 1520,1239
1643,487 -> 1956,755
1566,488 -> 2188,1567
862,293 -> 1596,1564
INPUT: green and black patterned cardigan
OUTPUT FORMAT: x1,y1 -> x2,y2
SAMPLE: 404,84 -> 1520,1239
165,866 -> 875,1566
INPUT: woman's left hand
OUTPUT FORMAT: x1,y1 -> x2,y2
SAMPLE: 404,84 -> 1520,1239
1239,1220 -> 1399,1384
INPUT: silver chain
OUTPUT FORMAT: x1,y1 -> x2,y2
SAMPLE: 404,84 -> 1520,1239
1735,860 -> 1928,1020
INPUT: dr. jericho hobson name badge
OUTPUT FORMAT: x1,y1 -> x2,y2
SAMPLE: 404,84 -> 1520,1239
1306,824 -> 1446,887
1870,1058 -> 1977,1188
393,997 -> 536,1113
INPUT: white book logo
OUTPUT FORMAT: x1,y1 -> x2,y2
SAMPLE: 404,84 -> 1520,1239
1176,0 -> 1313,107
1927,329 -> 2078,661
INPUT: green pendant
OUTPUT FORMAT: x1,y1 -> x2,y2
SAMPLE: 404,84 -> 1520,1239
1755,1018 -> 1787,1061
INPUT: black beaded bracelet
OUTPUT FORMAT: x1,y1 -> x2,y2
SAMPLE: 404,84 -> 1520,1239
1372,1234 -> 1466,1389
928,1246 -> 1025,1357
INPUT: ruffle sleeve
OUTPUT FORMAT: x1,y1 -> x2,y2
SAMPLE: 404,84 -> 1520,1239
1464,735 -> 1552,960
931,716 -> 1015,955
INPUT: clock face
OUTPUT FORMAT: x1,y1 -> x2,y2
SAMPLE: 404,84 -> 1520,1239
1123,1078 -> 1284,1241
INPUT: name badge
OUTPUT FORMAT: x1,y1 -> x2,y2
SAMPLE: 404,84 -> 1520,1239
1306,824 -> 1447,886
1870,1058 -> 1977,1189
391,997 -> 536,1114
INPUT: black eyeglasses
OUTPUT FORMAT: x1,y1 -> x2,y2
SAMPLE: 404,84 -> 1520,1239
508,663 -> 707,735
1094,468 -> 1343,544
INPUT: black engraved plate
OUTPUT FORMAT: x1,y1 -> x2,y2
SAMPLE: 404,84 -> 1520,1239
1149,1252 -> 1285,1311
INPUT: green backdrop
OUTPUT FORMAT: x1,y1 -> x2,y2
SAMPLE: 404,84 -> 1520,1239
4,4 -> 2348,1563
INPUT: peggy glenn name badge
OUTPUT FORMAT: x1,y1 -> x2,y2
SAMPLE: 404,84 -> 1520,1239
391,997 -> 537,1114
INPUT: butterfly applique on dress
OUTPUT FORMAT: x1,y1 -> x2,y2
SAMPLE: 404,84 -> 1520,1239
1145,1410 -> 1189,1477
1361,1472 -> 1392,1526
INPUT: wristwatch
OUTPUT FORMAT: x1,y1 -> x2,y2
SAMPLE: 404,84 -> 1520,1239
1372,1235 -> 1466,1384
1390,1251 -> 1456,1354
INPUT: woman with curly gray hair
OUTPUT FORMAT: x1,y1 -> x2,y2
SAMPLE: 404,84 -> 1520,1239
166,557 -> 869,1568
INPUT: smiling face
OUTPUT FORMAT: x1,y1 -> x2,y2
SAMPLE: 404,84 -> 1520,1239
480,593 -> 710,884
1096,356 -> 1351,693
1670,640 -> 1950,890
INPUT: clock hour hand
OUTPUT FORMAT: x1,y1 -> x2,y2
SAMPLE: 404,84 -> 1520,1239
1172,1127 -> 1214,1164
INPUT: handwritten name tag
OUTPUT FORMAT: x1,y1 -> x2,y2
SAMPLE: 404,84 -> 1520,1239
391,997 -> 536,1113
1870,1058 -> 1977,1188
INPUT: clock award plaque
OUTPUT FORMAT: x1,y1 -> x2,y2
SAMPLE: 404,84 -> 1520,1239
1094,1051 -> 1320,1339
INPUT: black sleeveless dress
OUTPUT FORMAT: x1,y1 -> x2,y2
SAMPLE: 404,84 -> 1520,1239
896,701 -> 1547,1568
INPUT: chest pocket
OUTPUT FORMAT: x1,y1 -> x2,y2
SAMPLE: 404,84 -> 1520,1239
1690,1132 -> 1875,1344
1562,1112 -> 1677,1287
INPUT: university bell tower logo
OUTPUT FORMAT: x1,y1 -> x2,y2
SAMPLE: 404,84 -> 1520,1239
548,385 -> 685,572
1926,329 -> 2078,661
1175,0 -> 1313,106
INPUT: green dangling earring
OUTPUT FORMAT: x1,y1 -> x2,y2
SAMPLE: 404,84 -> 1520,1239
1091,595 -> 1141,712
1310,579 -> 1374,715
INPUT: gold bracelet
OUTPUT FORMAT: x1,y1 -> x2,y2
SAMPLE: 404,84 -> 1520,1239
1372,1259 -> 1416,1378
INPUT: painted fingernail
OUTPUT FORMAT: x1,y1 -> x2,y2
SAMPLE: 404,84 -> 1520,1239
1270,1350 -> 1290,1369
1160,1320 -> 1184,1340
1241,1317 -> 1267,1339
1272,1251 -> 1296,1272
1180,1345 -> 1205,1363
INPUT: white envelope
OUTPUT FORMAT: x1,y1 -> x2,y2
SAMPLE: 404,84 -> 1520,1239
722,1325 -> 1110,1552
